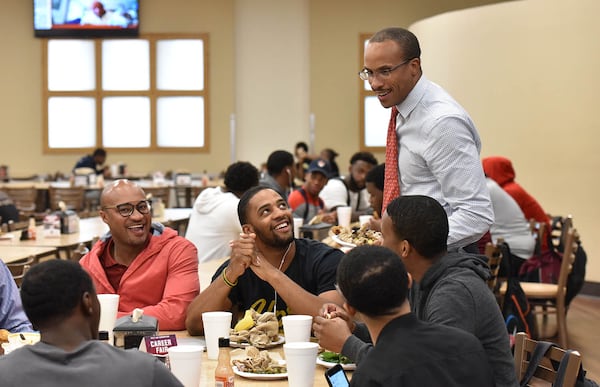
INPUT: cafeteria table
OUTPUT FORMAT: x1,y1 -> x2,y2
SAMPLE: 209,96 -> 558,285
0,245 -> 59,264
163,330 -> 351,386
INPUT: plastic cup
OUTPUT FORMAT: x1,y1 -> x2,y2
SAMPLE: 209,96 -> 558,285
282,315 -> 312,343
97,294 -> 119,345
293,217 -> 304,238
284,342 -> 319,387
336,206 -> 352,228
202,311 -> 232,360
359,215 -> 373,227
167,345 -> 203,387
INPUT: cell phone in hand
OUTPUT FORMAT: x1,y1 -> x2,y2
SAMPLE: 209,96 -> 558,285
324,363 -> 350,387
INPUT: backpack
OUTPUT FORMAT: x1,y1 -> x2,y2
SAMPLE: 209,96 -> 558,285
518,216 -> 586,306
519,339 -> 599,387
499,242 -> 537,343
551,216 -> 587,306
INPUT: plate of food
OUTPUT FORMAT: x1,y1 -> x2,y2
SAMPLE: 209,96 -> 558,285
317,350 -> 356,371
229,309 -> 284,349
230,335 -> 285,349
329,224 -> 382,248
231,346 -> 287,380
1,331 -> 41,355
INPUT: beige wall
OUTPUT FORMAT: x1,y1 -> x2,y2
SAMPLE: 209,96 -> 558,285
410,0 -> 600,281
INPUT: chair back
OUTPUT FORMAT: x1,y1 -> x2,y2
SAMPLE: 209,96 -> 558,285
143,186 -> 171,208
48,186 -> 85,212
556,228 -> 579,302
6,255 -> 35,287
514,332 -> 581,386
5,187 -> 38,219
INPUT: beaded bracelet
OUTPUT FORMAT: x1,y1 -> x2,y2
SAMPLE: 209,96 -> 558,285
222,267 -> 238,288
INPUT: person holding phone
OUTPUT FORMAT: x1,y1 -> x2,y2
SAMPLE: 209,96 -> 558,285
333,245 -> 494,386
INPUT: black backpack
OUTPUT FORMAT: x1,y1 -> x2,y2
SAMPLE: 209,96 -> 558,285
551,216 -> 587,306
499,241 -> 537,342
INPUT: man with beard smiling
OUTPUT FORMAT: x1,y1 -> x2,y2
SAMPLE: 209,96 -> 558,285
186,186 -> 344,336
319,151 -> 377,223
79,179 -> 199,330
365,27 -> 493,252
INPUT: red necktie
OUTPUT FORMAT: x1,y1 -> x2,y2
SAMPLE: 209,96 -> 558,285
383,106 -> 400,213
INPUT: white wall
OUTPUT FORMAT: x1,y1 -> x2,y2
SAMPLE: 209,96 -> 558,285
410,0 -> 600,281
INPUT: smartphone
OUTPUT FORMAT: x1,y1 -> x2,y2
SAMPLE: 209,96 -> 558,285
324,363 -> 350,387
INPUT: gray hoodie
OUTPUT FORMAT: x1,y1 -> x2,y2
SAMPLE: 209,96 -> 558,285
342,251 -> 518,387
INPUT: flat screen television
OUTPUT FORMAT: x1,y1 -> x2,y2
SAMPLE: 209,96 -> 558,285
34,0 -> 139,38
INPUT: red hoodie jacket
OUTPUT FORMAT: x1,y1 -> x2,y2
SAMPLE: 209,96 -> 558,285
482,156 -> 550,225
80,224 -> 199,330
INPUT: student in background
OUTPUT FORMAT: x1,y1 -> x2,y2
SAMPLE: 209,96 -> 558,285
186,161 -> 260,262
364,163 -> 385,231
319,151 -> 377,223
73,148 -> 109,177
259,150 -> 296,200
288,158 -> 336,225
319,148 -> 340,178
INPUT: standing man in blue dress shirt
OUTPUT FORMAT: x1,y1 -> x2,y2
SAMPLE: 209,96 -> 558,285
363,27 -> 493,252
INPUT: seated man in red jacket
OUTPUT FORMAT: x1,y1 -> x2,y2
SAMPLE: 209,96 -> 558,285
80,179 -> 199,330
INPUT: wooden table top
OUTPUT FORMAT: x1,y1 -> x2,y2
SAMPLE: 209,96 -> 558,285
0,245 -> 58,263
165,330 -> 347,386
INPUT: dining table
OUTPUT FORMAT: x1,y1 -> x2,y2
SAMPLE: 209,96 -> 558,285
0,245 -> 59,264
161,330 -> 352,386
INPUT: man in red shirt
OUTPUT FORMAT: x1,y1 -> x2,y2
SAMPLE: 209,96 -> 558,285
80,179 -> 199,330
288,158 -> 336,225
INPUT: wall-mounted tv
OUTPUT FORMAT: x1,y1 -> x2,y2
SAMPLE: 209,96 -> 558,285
34,0 -> 139,38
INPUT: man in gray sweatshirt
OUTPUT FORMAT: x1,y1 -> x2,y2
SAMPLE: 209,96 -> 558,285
313,195 -> 518,387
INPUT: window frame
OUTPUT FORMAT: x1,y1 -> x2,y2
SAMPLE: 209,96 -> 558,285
41,33 -> 210,154
358,32 -> 385,153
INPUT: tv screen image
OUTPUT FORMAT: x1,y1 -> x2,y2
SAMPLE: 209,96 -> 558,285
34,0 -> 139,38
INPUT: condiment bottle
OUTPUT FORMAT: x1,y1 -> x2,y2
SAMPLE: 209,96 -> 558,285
27,216 -> 37,240
215,337 -> 234,387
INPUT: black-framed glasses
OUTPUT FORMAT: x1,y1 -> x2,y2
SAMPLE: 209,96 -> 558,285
102,200 -> 152,217
358,58 -> 413,81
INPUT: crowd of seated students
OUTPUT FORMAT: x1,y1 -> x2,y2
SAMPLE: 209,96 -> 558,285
0,29 -> 554,383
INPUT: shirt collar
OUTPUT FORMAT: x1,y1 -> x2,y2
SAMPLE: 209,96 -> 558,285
396,74 -> 427,120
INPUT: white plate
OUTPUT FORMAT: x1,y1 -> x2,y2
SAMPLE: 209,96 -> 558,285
316,357 -> 357,371
232,366 -> 287,380
230,335 -> 285,349
330,233 -> 357,248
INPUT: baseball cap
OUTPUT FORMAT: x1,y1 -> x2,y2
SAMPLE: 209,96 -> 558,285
307,158 -> 332,178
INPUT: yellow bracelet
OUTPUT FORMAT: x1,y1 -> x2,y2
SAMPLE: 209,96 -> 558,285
222,267 -> 238,287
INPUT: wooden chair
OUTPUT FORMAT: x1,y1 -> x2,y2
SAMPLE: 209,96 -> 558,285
48,186 -> 85,212
143,186 -> 171,208
6,256 -> 35,287
4,187 -> 38,220
501,228 -> 579,348
513,332 -> 581,386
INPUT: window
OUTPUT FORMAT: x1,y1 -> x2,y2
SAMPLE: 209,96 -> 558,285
359,33 -> 389,152
42,34 -> 209,153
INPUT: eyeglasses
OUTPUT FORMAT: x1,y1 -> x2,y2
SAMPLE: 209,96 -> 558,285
358,58 -> 413,81
102,200 -> 152,217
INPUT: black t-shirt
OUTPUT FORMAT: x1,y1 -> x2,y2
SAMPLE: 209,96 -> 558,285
211,238 -> 343,320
